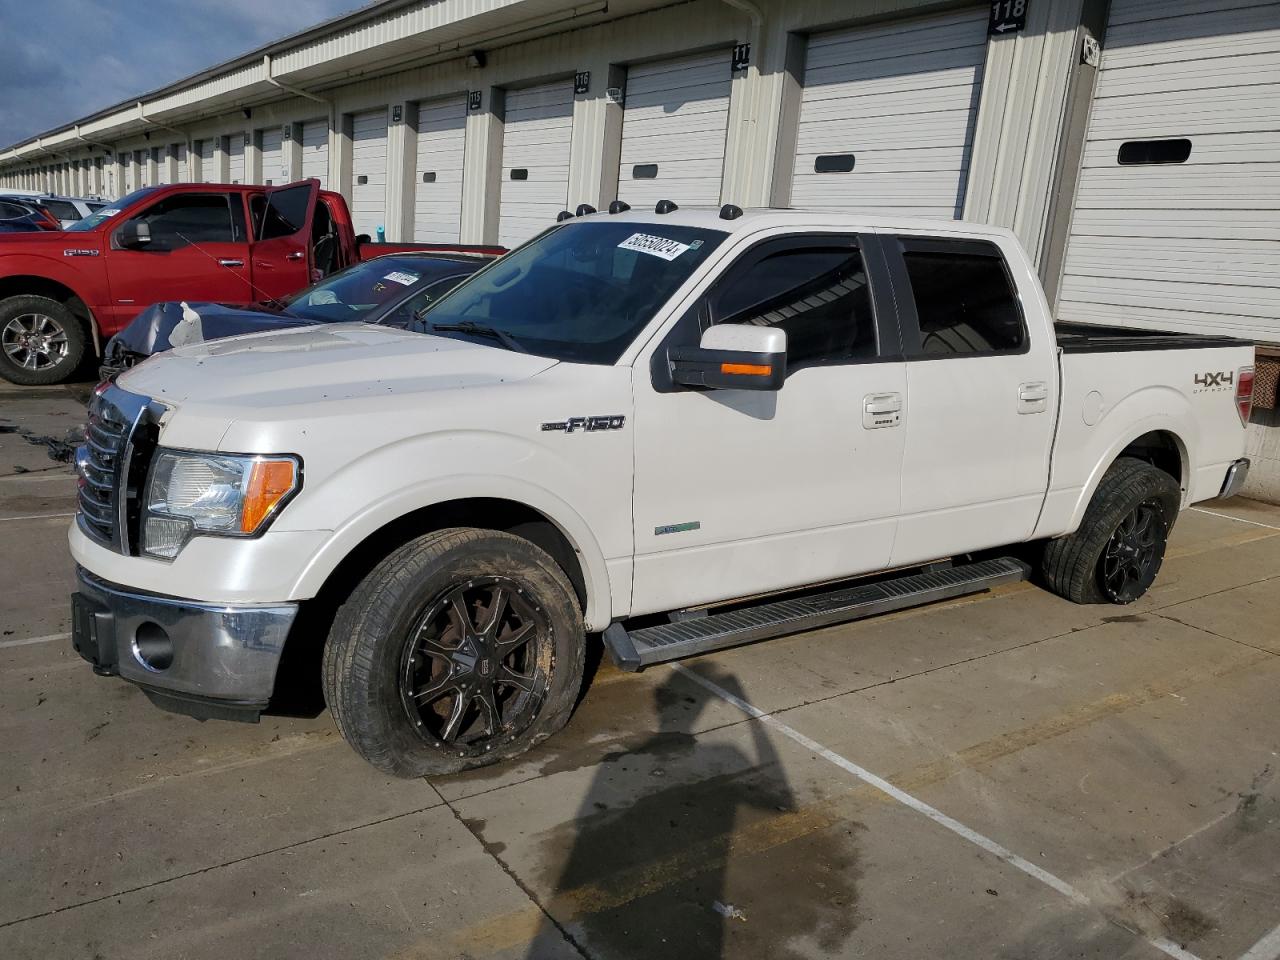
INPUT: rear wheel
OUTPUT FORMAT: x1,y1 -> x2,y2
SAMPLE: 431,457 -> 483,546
1041,457 -> 1181,605
322,528 -> 585,777
0,296 -> 87,386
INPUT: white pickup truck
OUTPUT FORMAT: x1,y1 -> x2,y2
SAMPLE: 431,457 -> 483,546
70,206 -> 1255,777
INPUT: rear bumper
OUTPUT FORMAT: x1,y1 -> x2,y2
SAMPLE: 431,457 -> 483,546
72,566 -> 297,719
1219,458 -> 1251,500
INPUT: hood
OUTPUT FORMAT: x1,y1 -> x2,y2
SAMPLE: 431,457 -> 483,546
116,322 -> 559,412
107,301 -> 301,357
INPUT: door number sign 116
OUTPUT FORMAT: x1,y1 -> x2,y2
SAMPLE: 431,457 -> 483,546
989,0 -> 1028,35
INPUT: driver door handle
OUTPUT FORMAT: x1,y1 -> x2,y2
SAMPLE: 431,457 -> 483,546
285,251 -> 305,261
863,393 -> 903,429
217,258 -> 244,268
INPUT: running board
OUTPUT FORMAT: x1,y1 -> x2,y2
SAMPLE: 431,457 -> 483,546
603,557 -> 1031,672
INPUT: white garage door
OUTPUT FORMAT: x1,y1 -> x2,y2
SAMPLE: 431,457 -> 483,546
1058,0 -> 1280,341
791,8 -> 988,218
351,108 -> 389,237
414,95 -> 467,242
175,144 -> 189,183
227,133 -> 246,183
617,50 -> 732,209
198,139 -> 215,183
498,80 -> 575,247
260,128 -> 284,185
301,120 -> 329,188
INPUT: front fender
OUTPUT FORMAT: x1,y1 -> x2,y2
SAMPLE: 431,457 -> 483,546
0,251 -> 106,334
269,427 -> 632,632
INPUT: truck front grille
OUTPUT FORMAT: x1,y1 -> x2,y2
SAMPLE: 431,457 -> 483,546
75,386 -> 157,554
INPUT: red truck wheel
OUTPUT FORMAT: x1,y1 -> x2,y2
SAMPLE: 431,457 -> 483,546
0,296 -> 87,386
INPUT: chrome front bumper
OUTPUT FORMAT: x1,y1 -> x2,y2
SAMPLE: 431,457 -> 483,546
72,567 -> 297,719
1219,458 -> 1251,500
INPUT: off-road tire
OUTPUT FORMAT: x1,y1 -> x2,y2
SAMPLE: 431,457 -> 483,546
0,295 -> 87,386
322,527 -> 585,777
1041,457 -> 1181,605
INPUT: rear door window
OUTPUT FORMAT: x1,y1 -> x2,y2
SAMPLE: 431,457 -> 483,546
897,239 -> 1026,356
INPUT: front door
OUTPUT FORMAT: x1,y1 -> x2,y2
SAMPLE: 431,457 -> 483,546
631,232 -> 908,617
885,235 -> 1058,566
105,191 -> 252,333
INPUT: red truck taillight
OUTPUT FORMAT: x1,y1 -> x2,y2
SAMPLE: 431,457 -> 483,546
1237,367 -> 1255,426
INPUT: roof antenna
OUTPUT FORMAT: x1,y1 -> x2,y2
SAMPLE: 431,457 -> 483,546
608,200 -> 631,214
719,203 -> 743,220
655,199 -> 678,215
575,203 -> 597,216
555,210 -> 574,222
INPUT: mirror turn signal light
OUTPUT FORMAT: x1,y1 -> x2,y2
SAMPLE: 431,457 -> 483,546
720,362 -> 772,376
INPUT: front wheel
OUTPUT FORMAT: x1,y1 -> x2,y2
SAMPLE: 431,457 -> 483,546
0,295 -> 87,385
1041,457 -> 1181,605
322,528 -> 585,777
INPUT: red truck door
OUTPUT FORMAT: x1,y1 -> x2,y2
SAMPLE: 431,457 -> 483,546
103,191 -> 253,334
249,180 -> 319,302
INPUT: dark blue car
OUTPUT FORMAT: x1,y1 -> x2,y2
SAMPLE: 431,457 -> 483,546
101,251 -> 494,378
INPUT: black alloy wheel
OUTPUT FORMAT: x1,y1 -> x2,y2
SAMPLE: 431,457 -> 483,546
400,576 -> 551,755
1099,499 -> 1166,603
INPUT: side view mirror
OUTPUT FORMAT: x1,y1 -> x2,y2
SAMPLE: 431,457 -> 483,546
117,220 -> 151,249
669,324 -> 787,391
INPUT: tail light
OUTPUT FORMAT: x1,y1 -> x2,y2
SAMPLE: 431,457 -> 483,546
1237,366 -> 1255,426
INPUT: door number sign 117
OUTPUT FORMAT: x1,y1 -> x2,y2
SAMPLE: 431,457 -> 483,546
989,0 -> 1028,35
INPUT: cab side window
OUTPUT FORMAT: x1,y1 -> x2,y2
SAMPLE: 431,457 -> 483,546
710,241 -> 877,369
123,194 -> 238,250
898,240 -> 1026,356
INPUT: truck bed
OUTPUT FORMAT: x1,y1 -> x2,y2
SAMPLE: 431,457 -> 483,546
1055,321 -> 1252,353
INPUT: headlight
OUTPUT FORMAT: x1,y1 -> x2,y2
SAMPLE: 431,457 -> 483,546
141,450 -> 300,559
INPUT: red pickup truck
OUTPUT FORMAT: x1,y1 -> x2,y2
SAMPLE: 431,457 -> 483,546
0,179 -> 503,384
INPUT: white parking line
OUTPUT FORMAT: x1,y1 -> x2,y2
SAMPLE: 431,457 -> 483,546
0,512 -> 75,523
672,663 -> 1204,960
1192,507 -> 1280,532
1239,922 -> 1280,960
0,632 -> 69,650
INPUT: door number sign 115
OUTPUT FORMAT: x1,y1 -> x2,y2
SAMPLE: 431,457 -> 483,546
989,0 -> 1028,35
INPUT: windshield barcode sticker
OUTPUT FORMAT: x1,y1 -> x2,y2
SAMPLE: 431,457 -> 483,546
383,271 -> 420,286
618,233 -> 691,261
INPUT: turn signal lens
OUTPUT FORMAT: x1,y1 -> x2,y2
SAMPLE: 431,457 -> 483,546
1237,367 -> 1255,427
241,459 -> 298,533
721,362 -> 772,376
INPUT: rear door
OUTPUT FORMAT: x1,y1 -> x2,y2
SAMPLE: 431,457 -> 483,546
250,180 -> 319,301
885,235 -> 1057,566
104,191 -> 253,332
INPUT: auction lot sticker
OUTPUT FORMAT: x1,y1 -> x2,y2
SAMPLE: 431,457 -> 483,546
618,233 -> 691,261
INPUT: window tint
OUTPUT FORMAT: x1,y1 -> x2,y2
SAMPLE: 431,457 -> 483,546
257,183 -> 313,240
0,201 -> 30,219
713,245 -> 876,367
42,199 -> 80,221
900,244 -> 1025,356
126,194 -> 236,249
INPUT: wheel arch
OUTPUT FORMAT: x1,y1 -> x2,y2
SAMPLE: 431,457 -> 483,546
1060,426 -> 1190,535
0,274 -> 100,354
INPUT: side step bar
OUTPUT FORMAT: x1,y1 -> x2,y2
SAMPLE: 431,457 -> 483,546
603,557 -> 1031,672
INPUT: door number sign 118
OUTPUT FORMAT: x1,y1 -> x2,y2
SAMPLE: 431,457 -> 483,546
989,0 -> 1028,35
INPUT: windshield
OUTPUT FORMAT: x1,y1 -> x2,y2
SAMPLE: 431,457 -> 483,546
66,188 -> 156,232
285,256 -> 468,322
420,221 -> 727,363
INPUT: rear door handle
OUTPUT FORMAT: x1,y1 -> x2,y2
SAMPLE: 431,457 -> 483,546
217,258 -> 244,268
863,393 -> 903,429
1018,381 -> 1048,414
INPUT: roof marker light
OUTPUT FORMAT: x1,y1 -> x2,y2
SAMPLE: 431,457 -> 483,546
575,203 -> 597,216
719,204 -> 743,220
608,200 -> 630,214
655,199 -> 678,214
555,210 -> 573,222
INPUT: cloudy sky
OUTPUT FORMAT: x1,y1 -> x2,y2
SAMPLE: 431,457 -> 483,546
0,0 -> 362,148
